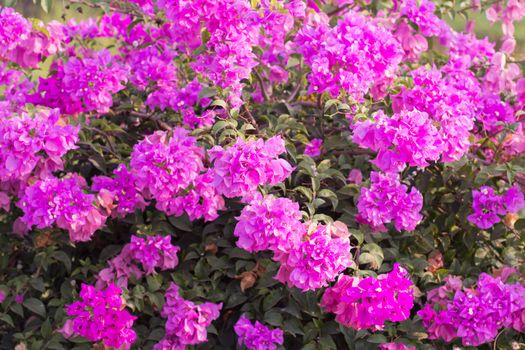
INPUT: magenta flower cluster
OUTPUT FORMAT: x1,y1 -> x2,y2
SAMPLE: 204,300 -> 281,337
64,283 -> 137,349
18,174 -> 106,242
352,109 -> 444,172
275,223 -> 353,291
92,164 -> 148,218
468,185 -> 525,229
234,314 -> 284,350
234,194 -> 305,255
97,235 -> 180,288
0,108 -> 78,190
154,283 -> 222,350
379,343 -> 415,350
295,10 -> 403,101
37,49 -> 128,114
130,129 -> 204,212
208,136 -> 293,199
391,66 -> 478,163
356,172 -> 423,232
234,194 -> 354,292
321,264 -> 414,330
0,7 -> 65,68
1,0 -> 525,348
418,268 -> 525,346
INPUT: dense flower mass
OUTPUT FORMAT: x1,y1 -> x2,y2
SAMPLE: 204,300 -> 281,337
155,283 -> 222,349
130,128 -> 204,213
234,314 -> 284,350
92,164 -> 147,218
418,268 -> 525,346
234,194 -> 305,255
0,108 -> 78,189
468,185 -> 524,229
356,172 -> 423,232
1,0 -> 525,349
37,49 -> 128,114
97,235 -> 179,288
275,223 -> 353,291
18,174 -> 106,241
208,136 -> 293,199
64,284 -> 136,349
392,66 -> 479,163
295,10 -> 403,100
352,109 -> 444,172
321,264 -> 414,330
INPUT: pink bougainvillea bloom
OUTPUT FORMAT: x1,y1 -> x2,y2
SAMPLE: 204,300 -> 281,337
356,172 -> 423,232
322,264 -> 414,330
97,235 -> 179,288
155,283 -> 222,349
304,138 -> 323,157
0,108 -> 78,188
0,192 -> 10,212
275,223 -> 353,291
502,184 -> 525,213
130,128 -> 204,214
65,284 -> 136,349
347,169 -> 363,185
419,269 -> 525,346
18,174 -> 106,242
234,314 -> 284,350
208,136 -> 293,199
92,164 -> 147,218
234,194 -> 305,255
14,294 -> 24,304
468,185 -> 523,229
380,343 -> 416,350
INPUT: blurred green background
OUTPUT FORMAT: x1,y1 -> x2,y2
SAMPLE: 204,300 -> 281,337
12,0 -> 525,56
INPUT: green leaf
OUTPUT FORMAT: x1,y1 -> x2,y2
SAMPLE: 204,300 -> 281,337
263,309 -> 283,327
359,243 -> 384,269
41,318 -> 52,339
283,318 -> 305,336
318,189 -> 339,210
23,298 -> 46,317
30,277 -> 45,292
0,313 -> 14,327
319,335 -> 337,349
2,0 -> 17,7
367,334 -> 387,343
263,290 -> 282,311
146,275 -> 163,292
40,0 -> 51,12
515,219 -> 525,230
53,251 -> 71,273
168,214 -> 193,232
198,87 -> 217,102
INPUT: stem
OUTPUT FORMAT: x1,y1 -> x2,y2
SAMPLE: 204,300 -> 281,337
493,329 -> 505,350
327,4 -> 350,16
128,111 -> 173,132
241,104 -> 260,133
287,68 -> 303,103
253,69 -> 270,102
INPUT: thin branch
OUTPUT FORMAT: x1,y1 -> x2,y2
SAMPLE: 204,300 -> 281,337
286,68 -> 303,103
128,111 -> 173,132
291,101 -> 318,108
241,104 -> 260,133
327,4 -> 350,16
253,69 -> 270,102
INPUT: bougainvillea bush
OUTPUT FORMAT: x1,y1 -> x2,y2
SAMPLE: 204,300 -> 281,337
1,0 -> 525,349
